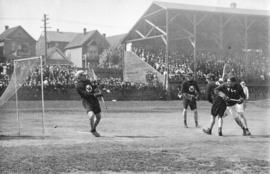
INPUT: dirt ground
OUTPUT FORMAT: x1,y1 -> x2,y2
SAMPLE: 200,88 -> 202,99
0,100 -> 270,174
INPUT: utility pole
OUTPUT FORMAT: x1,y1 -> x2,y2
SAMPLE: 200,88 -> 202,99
42,14 -> 49,65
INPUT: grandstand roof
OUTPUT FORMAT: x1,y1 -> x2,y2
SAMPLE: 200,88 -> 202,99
107,33 -> 127,48
46,31 -> 78,43
123,1 -> 270,44
153,1 -> 270,16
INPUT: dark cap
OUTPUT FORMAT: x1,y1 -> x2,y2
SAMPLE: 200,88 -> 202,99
229,76 -> 237,82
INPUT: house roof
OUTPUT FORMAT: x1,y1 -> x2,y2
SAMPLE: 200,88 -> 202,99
46,47 -> 73,65
46,31 -> 78,42
106,33 -> 127,48
154,1 -> 270,16
0,26 -> 36,42
65,30 -> 96,49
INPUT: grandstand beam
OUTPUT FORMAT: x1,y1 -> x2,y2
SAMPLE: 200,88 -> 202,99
219,15 -> 224,50
196,14 -> 208,26
135,30 -> 145,38
126,34 -> 165,43
143,8 -> 164,19
146,27 -> 155,37
169,12 -> 181,22
145,19 -> 167,36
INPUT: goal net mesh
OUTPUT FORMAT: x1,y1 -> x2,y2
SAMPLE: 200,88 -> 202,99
0,57 -> 40,106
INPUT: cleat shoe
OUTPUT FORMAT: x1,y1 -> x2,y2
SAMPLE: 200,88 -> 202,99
242,128 -> 247,136
218,128 -> 223,136
203,128 -> 212,135
91,131 -> 101,137
245,128 -> 251,136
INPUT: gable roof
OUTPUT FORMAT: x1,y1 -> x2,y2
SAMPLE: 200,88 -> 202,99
122,1 -> 270,43
65,30 -> 97,49
154,1 -> 270,16
46,47 -> 73,65
46,31 -> 78,42
106,33 -> 127,48
0,26 -> 36,42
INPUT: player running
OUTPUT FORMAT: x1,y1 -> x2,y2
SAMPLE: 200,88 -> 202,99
203,74 -> 226,136
180,72 -> 201,128
75,70 -> 103,137
236,81 -> 251,135
215,77 -> 250,136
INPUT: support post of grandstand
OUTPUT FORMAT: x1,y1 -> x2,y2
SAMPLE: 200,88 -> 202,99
14,60 -> 21,136
40,56 -> 45,136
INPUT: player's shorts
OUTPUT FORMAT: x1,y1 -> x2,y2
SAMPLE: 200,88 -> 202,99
235,103 -> 245,113
183,98 -> 197,110
227,104 -> 241,118
82,100 -> 101,115
211,96 -> 227,117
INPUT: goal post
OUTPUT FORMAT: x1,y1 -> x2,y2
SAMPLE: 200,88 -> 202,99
0,56 -> 45,136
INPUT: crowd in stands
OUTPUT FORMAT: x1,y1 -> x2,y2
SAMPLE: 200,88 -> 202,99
1,46 -> 269,101
132,47 -> 270,83
0,63 -> 163,94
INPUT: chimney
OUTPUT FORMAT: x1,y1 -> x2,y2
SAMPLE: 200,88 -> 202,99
5,25 -> 9,30
56,28 -> 60,32
103,33 -> 106,37
83,28 -> 87,35
230,2 -> 237,8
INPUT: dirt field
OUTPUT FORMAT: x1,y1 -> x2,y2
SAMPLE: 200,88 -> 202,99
0,100 -> 270,174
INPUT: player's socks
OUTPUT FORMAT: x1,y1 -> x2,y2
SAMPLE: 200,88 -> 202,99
203,128 -> 212,135
195,121 -> 199,128
218,127 -> 223,136
235,118 -> 245,129
184,120 -> 188,128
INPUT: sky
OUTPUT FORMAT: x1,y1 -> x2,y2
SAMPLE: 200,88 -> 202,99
0,0 -> 269,40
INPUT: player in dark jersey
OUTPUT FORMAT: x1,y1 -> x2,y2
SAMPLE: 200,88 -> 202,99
203,74 -> 227,136
180,72 -> 201,128
75,70 -> 103,137
215,76 -> 250,136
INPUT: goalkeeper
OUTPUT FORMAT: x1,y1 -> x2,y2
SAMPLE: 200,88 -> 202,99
180,72 -> 201,128
75,70 -> 103,137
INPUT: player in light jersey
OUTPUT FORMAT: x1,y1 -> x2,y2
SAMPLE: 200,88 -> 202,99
235,81 -> 251,135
